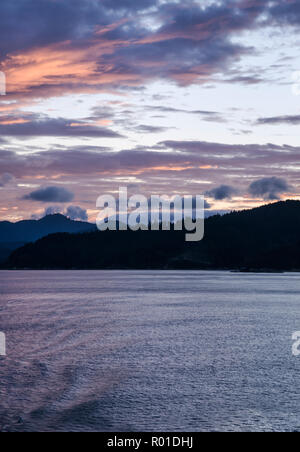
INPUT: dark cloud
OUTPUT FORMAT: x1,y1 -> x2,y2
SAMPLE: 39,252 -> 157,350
0,0 -> 112,58
0,118 -> 122,138
225,75 -> 264,85
23,186 -> 75,203
145,106 -> 225,122
268,0 -> 300,27
158,139 -> 292,156
106,0 -> 268,82
0,172 -> 14,187
205,185 -> 238,200
248,177 -> 291,200
135,125 -> 171,134
256,115 -> 300,125
65,205 -> 88,221
101,0 -> 155,11
105,36 -> 248,84
147,106 -> 219,116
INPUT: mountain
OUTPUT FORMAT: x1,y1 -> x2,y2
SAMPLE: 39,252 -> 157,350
3,200 -> 300,271
0,214 -> 96,263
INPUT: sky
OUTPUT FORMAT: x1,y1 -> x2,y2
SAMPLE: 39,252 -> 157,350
0,0 -> 300,222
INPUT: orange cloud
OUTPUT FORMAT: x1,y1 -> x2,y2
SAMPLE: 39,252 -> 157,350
0,15 -> 221,103
70,119 -> 113,127
0,118 -> 29,125
1,33 -> 141,102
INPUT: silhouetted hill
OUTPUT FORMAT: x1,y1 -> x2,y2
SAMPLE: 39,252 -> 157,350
0,214 -> 96,263
0,242 -> 25,264
4,229 -> 186,270
3,201 -> 300,271
173,200 -> 300,271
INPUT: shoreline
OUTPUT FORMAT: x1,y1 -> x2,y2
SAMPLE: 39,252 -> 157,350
0,267 -> 299,273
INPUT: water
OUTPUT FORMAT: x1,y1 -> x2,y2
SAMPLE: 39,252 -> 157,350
0,270 -> 299,432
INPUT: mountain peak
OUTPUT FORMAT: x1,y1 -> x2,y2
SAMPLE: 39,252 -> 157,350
39,214 -> 71,223
0,213 -> 96,250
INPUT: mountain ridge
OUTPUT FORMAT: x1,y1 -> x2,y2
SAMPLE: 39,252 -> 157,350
3,200 -> 300,271
0,214 -> 96,242
0,214 -> 96,262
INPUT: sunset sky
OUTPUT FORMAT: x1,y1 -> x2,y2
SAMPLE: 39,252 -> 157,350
0,0 -> 300,222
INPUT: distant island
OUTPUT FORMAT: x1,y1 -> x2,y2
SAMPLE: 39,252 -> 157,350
1,200 -> 300,271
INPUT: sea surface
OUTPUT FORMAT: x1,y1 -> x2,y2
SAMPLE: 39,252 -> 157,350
0,270 -> 299,432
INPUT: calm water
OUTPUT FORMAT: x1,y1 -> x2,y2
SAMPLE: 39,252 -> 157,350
0,270 -> 300,432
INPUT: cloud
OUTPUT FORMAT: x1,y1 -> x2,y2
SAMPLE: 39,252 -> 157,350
205,185 -> 238,200
224,74 -> 265,85
248,177 -> 291,200
43,205 -> 88,221
44,206 -> 63,216
101,0 -> 155,11
145,106 -> 225,122
0,172 -> 15,187
0,0 -> 112,58
23,186 -> 75,203
106,36 -> 247,85
65,205 -> 88,221
134,124 -> 171,134
256,115 -> 300,125
0,0 -> 283,100
0,118 -> 122,138
1,140 -> 300,183
267,0 -> 300,27
1,0 -> 300,105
